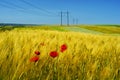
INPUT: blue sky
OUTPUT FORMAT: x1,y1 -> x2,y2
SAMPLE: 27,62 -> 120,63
0,0 -> 120,24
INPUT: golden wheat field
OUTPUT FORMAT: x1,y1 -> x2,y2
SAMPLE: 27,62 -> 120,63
0,28 -> 120,80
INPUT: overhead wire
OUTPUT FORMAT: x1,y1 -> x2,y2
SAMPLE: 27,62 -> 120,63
0,0 -> 72,24
20,0 -> 58,16
0,0 -> 27,10
0,0 -> 59,17
0,2 -> 43,16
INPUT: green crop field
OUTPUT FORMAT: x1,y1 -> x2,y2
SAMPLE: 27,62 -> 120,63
80,25 -> 120,34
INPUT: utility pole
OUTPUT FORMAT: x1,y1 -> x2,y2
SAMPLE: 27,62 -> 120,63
60,11 -> 63,26
67,11 -> 69,26
60,11 -> 70,26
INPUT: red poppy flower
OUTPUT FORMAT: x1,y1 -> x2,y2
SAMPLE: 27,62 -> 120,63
60,44 -> 67,52
35,51 -> 40,55
30,56 -> 39,62
50,51 -> 58,58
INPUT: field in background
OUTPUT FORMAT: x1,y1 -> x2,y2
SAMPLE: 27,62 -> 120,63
0,25 -> 120,80
80,25 -> 120,34
0,25 -> 120,34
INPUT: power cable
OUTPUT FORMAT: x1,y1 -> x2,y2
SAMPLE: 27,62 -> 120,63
20,0 -> 58,16
0,1 -> 57,17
